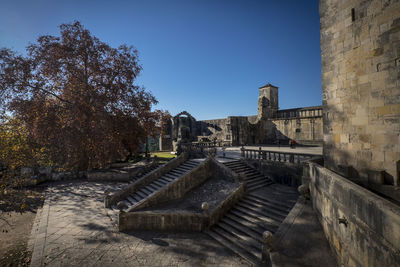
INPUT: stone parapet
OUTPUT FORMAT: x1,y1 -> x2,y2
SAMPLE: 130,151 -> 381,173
307,160 -> 400,266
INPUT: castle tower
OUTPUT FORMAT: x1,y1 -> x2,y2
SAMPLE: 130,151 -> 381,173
257,83 -> 278,119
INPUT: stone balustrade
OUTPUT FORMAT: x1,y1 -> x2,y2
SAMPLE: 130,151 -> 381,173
241,147 -> 319,164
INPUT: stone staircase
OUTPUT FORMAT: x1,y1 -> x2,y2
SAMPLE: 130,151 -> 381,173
223,160 -> 273,191
127,163 -> 160,184
111,159 -> 201,212
205,187 -> 297,266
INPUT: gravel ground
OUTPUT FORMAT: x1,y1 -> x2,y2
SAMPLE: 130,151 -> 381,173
139,176 -> 241,213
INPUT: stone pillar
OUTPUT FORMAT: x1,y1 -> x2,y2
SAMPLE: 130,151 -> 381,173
261,231 -> 274,267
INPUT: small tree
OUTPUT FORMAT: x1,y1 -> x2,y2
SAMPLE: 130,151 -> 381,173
0,21 -> 160,170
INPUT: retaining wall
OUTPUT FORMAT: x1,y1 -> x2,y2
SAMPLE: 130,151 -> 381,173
307,161 -> 400,267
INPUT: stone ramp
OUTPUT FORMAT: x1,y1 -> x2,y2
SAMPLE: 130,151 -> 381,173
223,160 -> 273,191
111,159 -> 202,212
205,184 -> 298,266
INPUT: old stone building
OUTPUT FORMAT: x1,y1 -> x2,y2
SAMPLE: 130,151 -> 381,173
304,1 -> 400,266
320,0 -> 400,187
160,83 -> 323,151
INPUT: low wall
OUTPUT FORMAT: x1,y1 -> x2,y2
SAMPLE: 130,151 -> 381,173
118,177 -> 244,232
119,211 -> 204,232
307,161 -> 400,267
244,159 -> 303,187
129,157 -> 212,212
105,153 -> 188,208
208,184 -> 245,228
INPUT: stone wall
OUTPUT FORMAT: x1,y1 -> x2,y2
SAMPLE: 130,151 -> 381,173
320,0 -> 400,185
245,159 -> 303,187
272,116 -> 323,146
307,160 -> 400,267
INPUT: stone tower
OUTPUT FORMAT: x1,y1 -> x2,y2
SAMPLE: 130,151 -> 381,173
320,0 -> 400,185
257,83 -> 278,120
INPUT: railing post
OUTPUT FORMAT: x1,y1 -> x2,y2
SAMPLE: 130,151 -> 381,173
241,146 -> 245,158
289,154 -> 294,163
259,147 -> 262,159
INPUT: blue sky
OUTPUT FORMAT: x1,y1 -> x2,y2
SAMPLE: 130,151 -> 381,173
0,0 -> 321,120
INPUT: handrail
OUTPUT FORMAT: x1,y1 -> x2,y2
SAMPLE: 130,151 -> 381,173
241,147 -> 320,164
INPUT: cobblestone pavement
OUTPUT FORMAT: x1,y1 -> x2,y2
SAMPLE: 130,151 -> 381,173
29,181 -> 250,267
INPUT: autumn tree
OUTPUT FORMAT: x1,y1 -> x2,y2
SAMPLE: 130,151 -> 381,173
0,21 -> 162,170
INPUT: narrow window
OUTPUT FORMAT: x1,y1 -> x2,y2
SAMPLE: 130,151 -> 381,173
351,8 -> 355,22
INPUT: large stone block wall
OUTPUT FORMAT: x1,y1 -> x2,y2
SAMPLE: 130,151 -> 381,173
272,116 -> 323,145
307,160 -> 400,267
320,0 -> 400,185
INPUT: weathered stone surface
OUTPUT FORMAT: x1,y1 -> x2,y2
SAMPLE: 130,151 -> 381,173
320,0 -> 400,186
307,160 -> 400,267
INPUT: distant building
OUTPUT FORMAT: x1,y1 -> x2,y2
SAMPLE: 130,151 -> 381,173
160,83 -> 323,151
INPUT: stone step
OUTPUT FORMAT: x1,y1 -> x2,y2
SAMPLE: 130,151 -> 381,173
135,190 -> 148,199
140,187 -> 153,195
229,209 -> 279,232
245,171 -> 264,177
158,177 -> 171,184
205,230 -> 260,266
237,202 -> 285,222
162,174 -> 176,181
246,194 -> 294,210
223,161 -> 242,166
146,183 -> 160,191
170,170 -> 185,175
225,213 -> 274,235
152,180 -> 167,188
179,166 -> 192,171
244,175 -> 265,183
246,179 -> 271,189
233,207 -> 280,227
213,226 -> 262,258
247,178 -> 271,188
125,197 -> 135,205
230,166 -> 250,172
248,181 -> 274,192
127,196 -> 137,204
220,217 -> 264,243
242,198 -> 289,217
218,221 -> 263,249
130,194 -> 141,202
243,169 -> 259,174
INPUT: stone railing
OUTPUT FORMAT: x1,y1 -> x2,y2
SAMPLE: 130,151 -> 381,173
274,106 -> 323,120
192,141 -> 232,147
241,147 -> 319,164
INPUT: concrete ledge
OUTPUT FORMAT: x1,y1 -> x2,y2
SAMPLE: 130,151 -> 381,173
308,161 -> 400,267
105,153 -> 188,208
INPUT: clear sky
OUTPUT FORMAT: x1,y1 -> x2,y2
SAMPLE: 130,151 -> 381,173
0,0 -> 321,120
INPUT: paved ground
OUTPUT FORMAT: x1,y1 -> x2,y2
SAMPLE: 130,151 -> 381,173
216,145 -> 322,160
271,198 -> 338,267
29,181 -> 250,267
